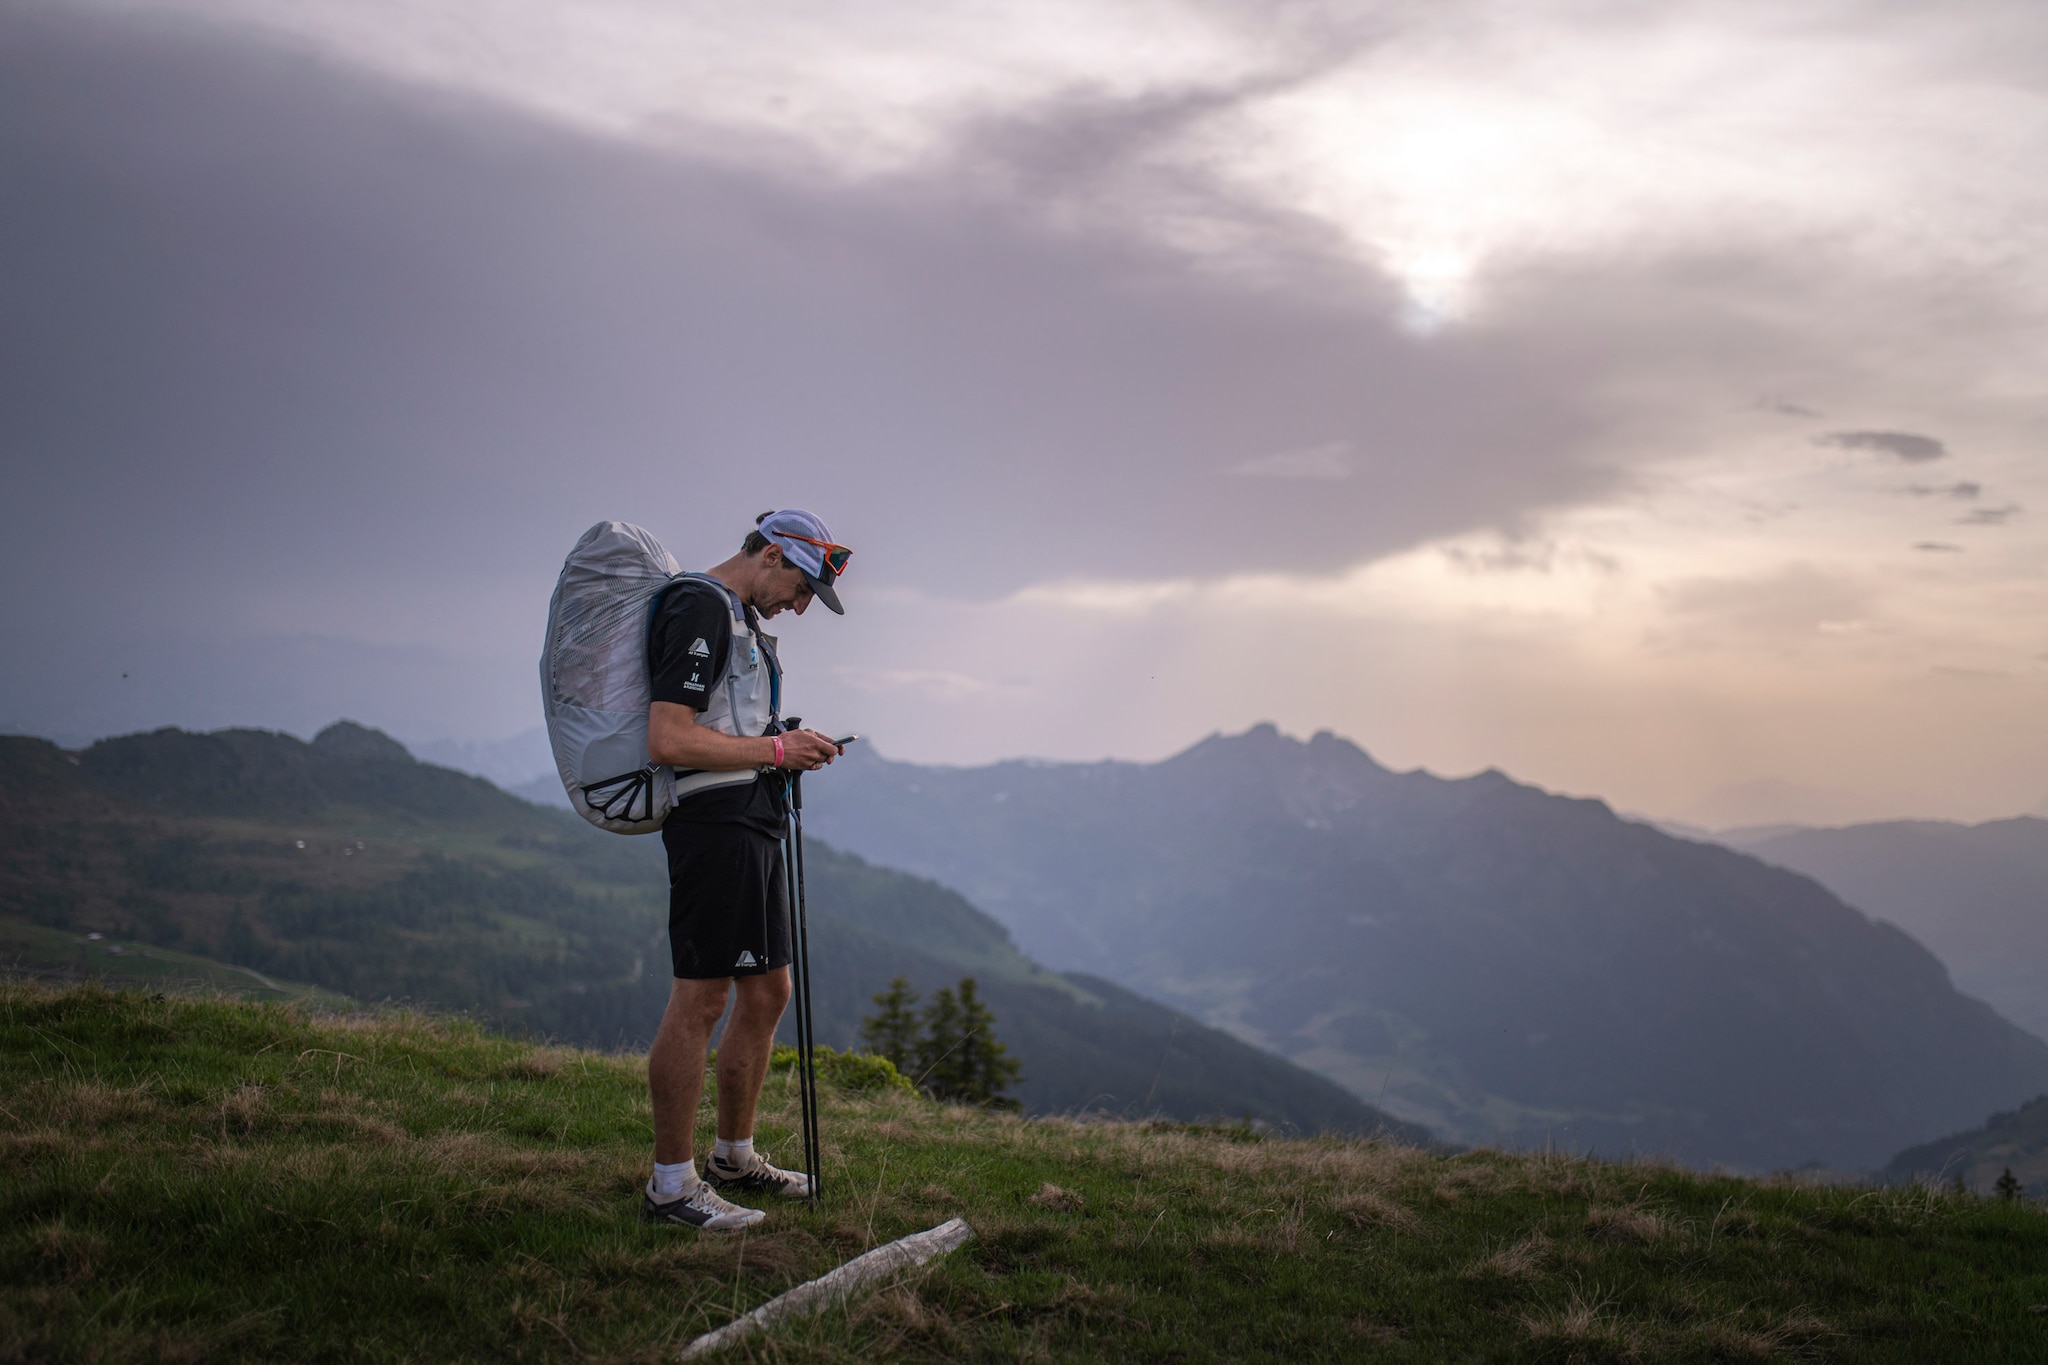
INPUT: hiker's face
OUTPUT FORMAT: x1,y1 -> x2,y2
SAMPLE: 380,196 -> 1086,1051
755,549 -> 814,618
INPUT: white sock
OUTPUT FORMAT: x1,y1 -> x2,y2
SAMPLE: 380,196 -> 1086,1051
713,1137 -> 753,1167
652,1160 -> 698,1199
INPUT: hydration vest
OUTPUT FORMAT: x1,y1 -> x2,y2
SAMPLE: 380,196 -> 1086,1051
667,575 -> 782,801
540,521 -> 780,834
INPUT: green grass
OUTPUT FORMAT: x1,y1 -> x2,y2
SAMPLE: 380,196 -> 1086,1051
4,979 -> 2045,1362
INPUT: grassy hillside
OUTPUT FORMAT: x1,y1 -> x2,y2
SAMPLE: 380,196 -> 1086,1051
1882,1095 -> 2048,1201
6,980 -> 2046,1363
0,725 -> 1412,1137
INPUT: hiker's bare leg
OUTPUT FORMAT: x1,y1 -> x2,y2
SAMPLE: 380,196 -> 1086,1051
716,966 -> 792,1142
650,977 -> 733,1164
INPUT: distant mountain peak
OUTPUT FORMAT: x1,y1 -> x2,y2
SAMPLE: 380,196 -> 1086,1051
312,720 -> 414,764
1176,722 -> 1388,772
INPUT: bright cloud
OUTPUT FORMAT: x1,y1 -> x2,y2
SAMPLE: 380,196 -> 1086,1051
101,0 -> 2048,326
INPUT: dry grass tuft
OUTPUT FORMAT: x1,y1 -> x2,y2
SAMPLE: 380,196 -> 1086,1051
1690,1309 -> 1837,1358
1028,1182 -> 1085,1212
1428,1158 -> 1520,1205
281,1108 -> 404,1145
1712,1206 -> 1764,1240
1241,1139 -> 1428,1188
0,1128 -> 73,1168
1464,1232 -> 1551,1280
48,1081 -> 164,1128
1201,1224 -> 1268,1250
218,1083 -> 267,1135
853,1285 -> 933,1334
30,1222 -> 108,1284
1521,1290 -> 1644,1360
1585,1205 -> 1672,1245
1329,1189 -> 1421,1234
1510,1150 -> 1608,1200
655,1231 -> 815,1284
493,1048 -> 578,1082
419,1132 -> 588,1177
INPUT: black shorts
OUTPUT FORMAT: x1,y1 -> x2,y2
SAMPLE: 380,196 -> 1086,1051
661,819 -> 791,980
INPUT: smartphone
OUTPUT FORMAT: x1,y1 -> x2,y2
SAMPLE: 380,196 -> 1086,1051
832,734 -> 860,748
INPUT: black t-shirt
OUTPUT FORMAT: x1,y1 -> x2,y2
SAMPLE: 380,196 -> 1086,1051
647,579 -> 787,837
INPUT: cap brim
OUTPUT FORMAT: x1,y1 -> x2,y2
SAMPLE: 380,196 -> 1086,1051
805,573 -> 845,615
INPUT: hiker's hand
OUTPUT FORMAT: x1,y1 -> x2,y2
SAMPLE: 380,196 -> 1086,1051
781,729 -> 840,770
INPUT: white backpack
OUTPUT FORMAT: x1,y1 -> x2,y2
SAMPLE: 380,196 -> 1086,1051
538,521 -> 689,834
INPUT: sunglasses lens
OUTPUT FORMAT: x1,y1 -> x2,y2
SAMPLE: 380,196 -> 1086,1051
825,547 -> 851,574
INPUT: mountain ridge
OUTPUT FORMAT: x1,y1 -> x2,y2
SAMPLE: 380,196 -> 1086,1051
1724,816 -> 2048,1042
801,724 -> 2048,1171
0,723 -> 1417,1138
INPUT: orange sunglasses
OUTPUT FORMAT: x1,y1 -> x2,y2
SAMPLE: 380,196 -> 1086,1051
777,531 -> 852,577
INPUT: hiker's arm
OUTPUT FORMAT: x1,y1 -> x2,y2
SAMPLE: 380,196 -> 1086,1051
647,702 -> 840,771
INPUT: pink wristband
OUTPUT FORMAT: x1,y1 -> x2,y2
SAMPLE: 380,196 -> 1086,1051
772,736 -> 785,768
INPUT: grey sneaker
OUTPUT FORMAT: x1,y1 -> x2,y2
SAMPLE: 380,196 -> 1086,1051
705,1150 -> 813,1200
639,1178 -> 765,1230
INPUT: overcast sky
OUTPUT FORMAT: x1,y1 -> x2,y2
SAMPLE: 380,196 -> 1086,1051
4,0 -> 2046,827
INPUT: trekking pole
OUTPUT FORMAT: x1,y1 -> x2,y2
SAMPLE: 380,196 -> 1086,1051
779,721 -> 821,1209
789,765 -> 822,1207
778,776 -> 819,1208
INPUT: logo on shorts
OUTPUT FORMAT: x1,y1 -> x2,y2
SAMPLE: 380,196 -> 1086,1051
688,637 -> 711,658
735,950 -> 758,968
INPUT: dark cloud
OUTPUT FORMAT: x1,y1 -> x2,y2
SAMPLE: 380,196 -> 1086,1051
0,5 -> 1621,738
1905,481 -> 1981,499
0,8 -> 1609,587
1755,395 -> 1821,417
1816,430 -> 1948,462
1440,540 -> 1617,576
1914,542 -> 1964,552
1958,504 -> 2021,525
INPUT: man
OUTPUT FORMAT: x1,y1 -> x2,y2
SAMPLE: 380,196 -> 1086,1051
638,509 -> 851,1229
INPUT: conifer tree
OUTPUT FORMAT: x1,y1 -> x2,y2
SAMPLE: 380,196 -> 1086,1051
870,975 -> 1024,1107
1994,1167 -> 2022,1201
914,984 -> 968,1099
955,976 -> 1023,1110
859,975 -> 921,1073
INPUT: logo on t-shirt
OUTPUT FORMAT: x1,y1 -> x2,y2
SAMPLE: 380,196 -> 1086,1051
688,637 -> 711,658
684,670 -> 705,692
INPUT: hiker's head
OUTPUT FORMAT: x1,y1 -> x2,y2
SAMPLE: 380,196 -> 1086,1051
742,509 -> 848,618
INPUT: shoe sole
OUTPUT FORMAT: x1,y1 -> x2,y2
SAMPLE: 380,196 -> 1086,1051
641,1197 -> 765,1231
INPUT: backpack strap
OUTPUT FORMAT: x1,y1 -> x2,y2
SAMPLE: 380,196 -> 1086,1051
658,572 -> 779,736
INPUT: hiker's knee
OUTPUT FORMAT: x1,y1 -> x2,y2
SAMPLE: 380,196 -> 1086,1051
734,967 -> 791,1020
666,978 -> 732,1035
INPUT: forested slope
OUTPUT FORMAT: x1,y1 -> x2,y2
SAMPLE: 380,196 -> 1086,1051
0,724 -> 1413,1137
